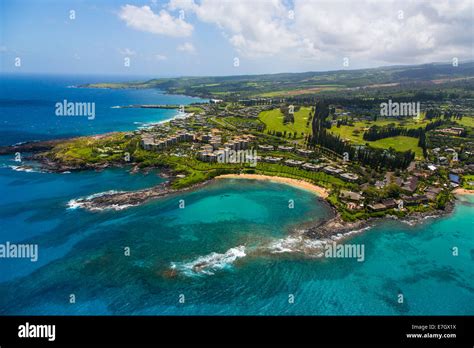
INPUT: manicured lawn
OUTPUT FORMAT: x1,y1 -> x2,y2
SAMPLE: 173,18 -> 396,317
370,136 -> 423,158
329,118 -> 427,158
330,124 -> 365,143
330,118 -> 429,143
455,116 -> 474,128
258,107 -> 312,137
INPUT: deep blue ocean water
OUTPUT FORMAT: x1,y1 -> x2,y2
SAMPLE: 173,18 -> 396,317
0,75 -> 473,315
0,74 -> 206,146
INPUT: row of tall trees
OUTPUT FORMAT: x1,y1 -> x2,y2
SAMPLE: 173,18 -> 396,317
363,125 -> 423,141
307,101 -> 415,170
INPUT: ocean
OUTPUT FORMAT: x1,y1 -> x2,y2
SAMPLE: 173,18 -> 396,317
0,74 -> 207,146
0,75 -> 473,315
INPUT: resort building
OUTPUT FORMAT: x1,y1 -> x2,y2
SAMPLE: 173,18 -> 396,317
296,149 -> 314,157
277,145 -> 294,152
323,166 -> 344,176
302,163 -> 322,171
340,173 -> 359,182
198,151 -> 217,162
258,145 -> 274,151
264,156 -> 283,164
285,159 -> 305,167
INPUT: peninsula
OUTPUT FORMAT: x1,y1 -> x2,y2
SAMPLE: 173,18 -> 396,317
3,62 -> 474,239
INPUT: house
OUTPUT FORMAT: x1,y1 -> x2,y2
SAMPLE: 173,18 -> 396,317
401,194 -> 428,205
346,202 -> 363,210
381,198 -> 398,209
368,203 -> 387,211
402,176 -> 418,193
425,187 -> 442,201
339,190 -> 363,202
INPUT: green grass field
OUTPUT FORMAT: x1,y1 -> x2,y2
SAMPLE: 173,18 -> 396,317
329,118 -> 427,158
258,107 -> 312,137
455,116 -> 474,128
370,136 -> 423,158
330,118 -> 429,143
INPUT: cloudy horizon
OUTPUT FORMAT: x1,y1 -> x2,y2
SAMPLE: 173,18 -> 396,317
1,0 -> 473,77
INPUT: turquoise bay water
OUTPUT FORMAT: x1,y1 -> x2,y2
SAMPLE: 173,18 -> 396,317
0,75 -> 473,315
0,160 -> 473,315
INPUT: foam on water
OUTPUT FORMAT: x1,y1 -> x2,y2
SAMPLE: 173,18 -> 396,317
265,226 -> 372,256
171,245 -> 247,277
67,190 -> 127,210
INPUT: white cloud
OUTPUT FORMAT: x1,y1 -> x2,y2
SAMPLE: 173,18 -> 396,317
167,0 -> 473,64
292,0 -> 473,64
169,0 -> 297,58
119,5 -> 193,37
177,42 -> 196,54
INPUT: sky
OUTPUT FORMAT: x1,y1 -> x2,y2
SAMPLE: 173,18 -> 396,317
0,0 -> 473,77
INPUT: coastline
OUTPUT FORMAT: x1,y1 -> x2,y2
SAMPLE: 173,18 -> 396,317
453,188 -> 474,195
215,174 -> 330,198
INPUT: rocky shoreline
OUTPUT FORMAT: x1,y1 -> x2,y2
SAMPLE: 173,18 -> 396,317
303,199 -> 456,240
1,139 -> 460,241
68,170 -> 457,242
69,179 -> 213,211
0,138 -> 73,156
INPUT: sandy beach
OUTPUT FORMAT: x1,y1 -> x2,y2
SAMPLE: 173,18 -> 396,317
453,188 -> 474,195
215,174 -> 329,198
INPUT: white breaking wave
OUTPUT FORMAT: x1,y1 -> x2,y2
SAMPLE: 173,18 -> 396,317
168,226 -> 372,276
9,165 -> 43,173
266,226 -> 372,256
66,190 -> 128,211
170,245 -> 246,276
137,111 -> 191,130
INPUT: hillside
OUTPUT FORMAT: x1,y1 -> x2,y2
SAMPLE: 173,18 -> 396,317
82,62 -> 474,100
